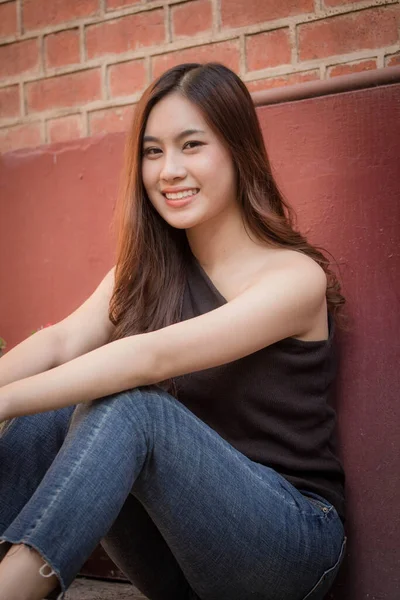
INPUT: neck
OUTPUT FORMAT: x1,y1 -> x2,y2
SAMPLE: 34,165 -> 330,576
186,206 -> 256,272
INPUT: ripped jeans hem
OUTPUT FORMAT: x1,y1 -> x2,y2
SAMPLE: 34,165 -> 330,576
0,537 -> 65,600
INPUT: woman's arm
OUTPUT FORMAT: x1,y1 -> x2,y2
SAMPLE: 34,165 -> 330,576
0,255 -> 327,422
0,333 -> 154,421
0,326 -> 63,389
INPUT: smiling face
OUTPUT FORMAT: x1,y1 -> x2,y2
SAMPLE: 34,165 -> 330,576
141,92 -> 238,231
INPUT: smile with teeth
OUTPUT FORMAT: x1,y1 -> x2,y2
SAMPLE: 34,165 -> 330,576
164,189 -> 199,200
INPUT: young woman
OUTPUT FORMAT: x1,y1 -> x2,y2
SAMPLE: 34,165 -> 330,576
0,63 -> 346,600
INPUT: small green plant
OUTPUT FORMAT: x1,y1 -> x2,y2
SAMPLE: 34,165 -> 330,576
0,337 -> 6,353
31,323 -> 52,335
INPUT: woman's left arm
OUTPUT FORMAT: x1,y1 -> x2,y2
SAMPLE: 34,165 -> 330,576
0,257 -> 326,421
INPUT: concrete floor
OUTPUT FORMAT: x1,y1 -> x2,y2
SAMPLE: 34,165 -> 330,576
66,577 -> 147,599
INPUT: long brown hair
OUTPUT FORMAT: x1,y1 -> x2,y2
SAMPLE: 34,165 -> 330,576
109,62 -> 345,352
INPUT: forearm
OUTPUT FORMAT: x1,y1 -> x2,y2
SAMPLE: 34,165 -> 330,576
0,334 -> 157,420
0,327 -> 63,389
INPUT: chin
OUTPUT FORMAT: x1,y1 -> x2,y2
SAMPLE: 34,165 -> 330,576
158,208 -> 202,230
166,218 -> 199,230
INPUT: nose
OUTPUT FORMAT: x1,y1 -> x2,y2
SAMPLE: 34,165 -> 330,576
159,151 -> 186,182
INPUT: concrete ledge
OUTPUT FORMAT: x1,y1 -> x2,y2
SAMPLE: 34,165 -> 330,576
251,65 -> 400,106
66,577 -> 146,600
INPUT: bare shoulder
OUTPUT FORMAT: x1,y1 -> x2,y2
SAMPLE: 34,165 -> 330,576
255,248 -> 328,340
273,249 -> 326,284
218,246 -> 327,310
255,248 -> 327,293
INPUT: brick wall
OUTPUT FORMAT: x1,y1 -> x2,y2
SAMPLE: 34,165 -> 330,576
0,0 -> 399,153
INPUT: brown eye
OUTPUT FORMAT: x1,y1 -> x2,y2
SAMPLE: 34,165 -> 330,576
183,141 -> 202,150
143,147 -> 161,156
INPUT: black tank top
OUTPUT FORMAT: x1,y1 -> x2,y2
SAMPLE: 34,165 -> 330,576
173,252 -> 346,522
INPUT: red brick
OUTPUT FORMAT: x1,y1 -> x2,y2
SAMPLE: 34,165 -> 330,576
0,39 -> 40,78
328,59 -> 377,78
246,29 -> 291,72
108,59 -> 147,97
0,85 -> 20,119
0,1 -> 17,38
47,114 -> 84,143
0,122 -> 42,153
298,7 -> 400,61
86,10 -> 165,59
386,52 -> 400,67
23,0 -> 99,31
26,69 -> 102,113
221,0 -> 314,29
45,29 -> 81,69
106,0 -> 142,9
246,70 -> 319,93
89,105 -> 134,135
172,0 -> 212,39
152,40 -> 240,80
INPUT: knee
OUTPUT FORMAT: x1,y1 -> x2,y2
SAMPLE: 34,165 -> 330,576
120,386 -> 188,443
69,385 -> 176,435
120,385 -> 180,423
110,385 -> 179,426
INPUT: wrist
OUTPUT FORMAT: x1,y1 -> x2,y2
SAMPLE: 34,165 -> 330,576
0,384 -> 14,424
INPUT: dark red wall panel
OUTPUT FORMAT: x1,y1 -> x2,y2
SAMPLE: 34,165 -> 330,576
0,83 -> 399,599
257,83 -> 400,599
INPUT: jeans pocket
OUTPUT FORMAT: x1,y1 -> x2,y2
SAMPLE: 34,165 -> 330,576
301,536 -> 347,600
300,491 -> 336,517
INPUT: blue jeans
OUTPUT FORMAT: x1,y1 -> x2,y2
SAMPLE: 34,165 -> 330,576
0,386 -> 346,600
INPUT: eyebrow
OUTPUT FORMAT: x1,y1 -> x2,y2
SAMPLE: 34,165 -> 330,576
142,129 -> 206,143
